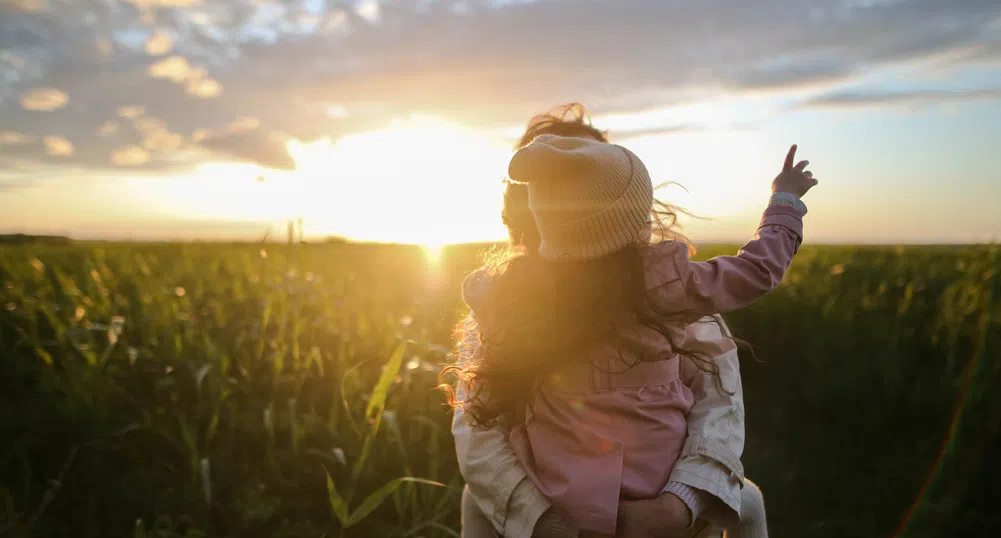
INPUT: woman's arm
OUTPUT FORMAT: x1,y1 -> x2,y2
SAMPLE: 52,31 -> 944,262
667,316 -> 747,528
451,314 -> 566,538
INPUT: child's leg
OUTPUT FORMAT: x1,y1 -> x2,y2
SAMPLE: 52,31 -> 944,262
461,485 -> 500,538
724,478 -> 768,538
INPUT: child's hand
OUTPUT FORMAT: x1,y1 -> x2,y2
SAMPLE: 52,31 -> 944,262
772,144 -> 818,198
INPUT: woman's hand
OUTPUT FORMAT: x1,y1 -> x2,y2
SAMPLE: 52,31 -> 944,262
622,493 -> 694,538
578,492 -> 697,538
772,144 -> 818,198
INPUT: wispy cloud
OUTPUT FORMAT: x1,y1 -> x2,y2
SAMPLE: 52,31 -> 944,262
19,87 -> 69,110
199,130 -> 296,170
804,86 -> 1001,109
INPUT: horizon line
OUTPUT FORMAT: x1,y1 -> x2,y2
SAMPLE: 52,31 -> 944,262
2,233 -> 996,248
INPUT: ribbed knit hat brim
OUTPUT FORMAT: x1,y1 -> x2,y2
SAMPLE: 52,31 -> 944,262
508,134 -> 654,261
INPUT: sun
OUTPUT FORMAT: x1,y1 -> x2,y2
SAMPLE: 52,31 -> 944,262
285,115 -> 511,246
422,242 -> 446,265
134,115 -> 514,245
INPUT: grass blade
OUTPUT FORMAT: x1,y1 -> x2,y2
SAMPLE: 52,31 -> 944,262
346,477 -> 445,528
324,468 -> 349,526
365,342 -> 407,422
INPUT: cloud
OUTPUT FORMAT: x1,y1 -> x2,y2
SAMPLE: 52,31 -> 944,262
111,145 -> 151,166
199,131 -> 296,171
1,0 -> 999,174
144,31 -> 174,56
19,88 -> 69,111
191,128 -> 210,142
96,121 -> 118,137
614,124 -> 698,140
186,77 -> 222,98
147,55 -> 222,98
118,106 -> 146,119
804,87 -> 1001,109
141,130 -> 184,151
129,0 -> 201,9
147,55 -> 195,83
6,0 -> 46,12
1,131 -> 35,145
723,55 -> 856,92
226,116 -> 259,133
327,104 -> 349,119
43,136 -> 74,156
355,0 -> 381,24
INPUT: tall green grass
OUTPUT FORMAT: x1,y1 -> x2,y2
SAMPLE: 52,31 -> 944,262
1,242 -> 997,537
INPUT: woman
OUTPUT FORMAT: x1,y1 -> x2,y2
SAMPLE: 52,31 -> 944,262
451,105 -> 767,538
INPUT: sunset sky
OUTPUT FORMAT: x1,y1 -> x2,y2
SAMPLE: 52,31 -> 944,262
1,0 -> 999,245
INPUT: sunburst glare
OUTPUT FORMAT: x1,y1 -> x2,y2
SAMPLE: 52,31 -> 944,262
131,115 -> 511,244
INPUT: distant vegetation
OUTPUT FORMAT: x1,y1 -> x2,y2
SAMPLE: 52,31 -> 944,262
0,234 -> 72,245
1,242 -> 998,537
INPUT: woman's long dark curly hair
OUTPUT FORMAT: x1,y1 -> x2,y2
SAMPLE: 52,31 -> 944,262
441,103 -> 731,431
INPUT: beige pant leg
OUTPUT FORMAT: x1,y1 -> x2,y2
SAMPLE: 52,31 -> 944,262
462,485 -> 501,538
724,478 -> 768,538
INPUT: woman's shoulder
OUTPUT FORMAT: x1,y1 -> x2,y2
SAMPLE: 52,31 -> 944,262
683,316 -> 737,355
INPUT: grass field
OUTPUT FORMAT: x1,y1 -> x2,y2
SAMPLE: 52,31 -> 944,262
1,241 -> 998,538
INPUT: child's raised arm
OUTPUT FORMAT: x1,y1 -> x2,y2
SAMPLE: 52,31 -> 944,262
649,145 -> 818,317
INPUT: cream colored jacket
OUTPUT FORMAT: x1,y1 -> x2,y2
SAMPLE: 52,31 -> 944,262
452,315 -> 746,538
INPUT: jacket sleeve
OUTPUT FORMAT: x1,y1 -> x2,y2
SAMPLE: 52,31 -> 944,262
653,200 -> 805,318
668,316 -> 746,528
451,314 -> 558,538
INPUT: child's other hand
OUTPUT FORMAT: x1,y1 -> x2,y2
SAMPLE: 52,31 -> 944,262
772,144 -> 818,198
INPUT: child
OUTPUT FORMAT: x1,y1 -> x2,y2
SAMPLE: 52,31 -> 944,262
455,134 -> 816,536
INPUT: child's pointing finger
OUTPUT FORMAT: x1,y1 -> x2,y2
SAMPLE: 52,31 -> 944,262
784,145 -> 798,171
